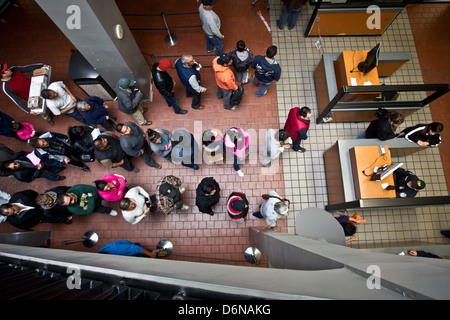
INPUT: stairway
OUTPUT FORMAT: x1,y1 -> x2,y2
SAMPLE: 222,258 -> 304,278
0,262 -> 174,300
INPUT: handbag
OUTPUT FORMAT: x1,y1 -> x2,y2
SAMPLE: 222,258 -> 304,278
261,194 -> 290,207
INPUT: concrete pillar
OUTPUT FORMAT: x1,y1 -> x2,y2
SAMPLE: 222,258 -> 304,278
35,0 -> 151,98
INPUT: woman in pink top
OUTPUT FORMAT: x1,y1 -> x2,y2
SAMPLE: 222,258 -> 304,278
223,127 -> 250,177
95,173 -> 127,202
11,122 -> 36,141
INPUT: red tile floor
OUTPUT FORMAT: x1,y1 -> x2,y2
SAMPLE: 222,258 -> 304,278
0,0 -> 281,266
0,1 -> 448,267
406,3 -> 450,193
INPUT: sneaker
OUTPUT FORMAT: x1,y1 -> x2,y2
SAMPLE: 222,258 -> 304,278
180,204 -> 189,210
236,170 -> 244,177
230,106 -> 238,110
152,163 -> 162,169
179,187 -> 185,194
143,107 -> 149,113
109,210 -> 118,216
57,175 -> 66,181
192,165 -> 199,170
132,167 -> 140,173
143,120 -> 152,125
47,119 -> 55,126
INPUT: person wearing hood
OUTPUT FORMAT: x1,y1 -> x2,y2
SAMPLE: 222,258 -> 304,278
226,189 -> 249,224
195,177 -> 220,216
212,53 -> 239,110
283,106 -> 311,153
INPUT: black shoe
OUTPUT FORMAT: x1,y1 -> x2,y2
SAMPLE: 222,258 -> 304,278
143,107 -> 149,113
175,109 -> 188,114
132,167 -> 140,173
81,165 -> 91,172
57,175 -> 66,181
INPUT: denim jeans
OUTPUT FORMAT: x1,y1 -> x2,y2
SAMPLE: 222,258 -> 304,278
253,76 -> 272,98
277,4 -> 302,30
206,35 -> 223,56
163,94 -> 181,113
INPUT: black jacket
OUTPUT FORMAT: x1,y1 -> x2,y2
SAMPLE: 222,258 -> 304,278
6,190 -> 45,230
366,118 -> 397,141
195,177 -> 220,214
10,151 -> 42,183
152,63 -> 174,98
94,134 -> 127,164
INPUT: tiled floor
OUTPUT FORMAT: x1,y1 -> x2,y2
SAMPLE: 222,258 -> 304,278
0,0 -> 448,266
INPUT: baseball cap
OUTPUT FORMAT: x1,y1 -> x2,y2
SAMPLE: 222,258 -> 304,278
410,178 -> 426,190
118,77 -> 135,88
160,183 -> 177,198
0,64 -> 8,73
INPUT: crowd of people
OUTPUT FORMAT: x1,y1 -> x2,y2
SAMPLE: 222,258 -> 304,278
0,0 -> 445,255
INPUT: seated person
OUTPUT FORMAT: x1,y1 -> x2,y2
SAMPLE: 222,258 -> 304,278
119,186 -> 156,225
393,168 -> 426,198
358,110 -> 404,140
398,122 -> 443,147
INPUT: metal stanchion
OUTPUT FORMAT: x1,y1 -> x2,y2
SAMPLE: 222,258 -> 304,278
161,12 -> 178,46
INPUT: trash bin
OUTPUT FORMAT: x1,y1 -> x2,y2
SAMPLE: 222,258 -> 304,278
68,50 -> 116,101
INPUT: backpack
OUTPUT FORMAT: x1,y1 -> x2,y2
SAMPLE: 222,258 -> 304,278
229,85 -> 244,107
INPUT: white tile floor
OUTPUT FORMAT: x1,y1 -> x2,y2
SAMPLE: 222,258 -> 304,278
269,2 -> 450,248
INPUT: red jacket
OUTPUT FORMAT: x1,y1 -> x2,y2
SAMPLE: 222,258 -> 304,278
284,107 -> 310,141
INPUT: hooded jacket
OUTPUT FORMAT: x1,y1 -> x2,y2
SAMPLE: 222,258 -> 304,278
212,56 -> 238,91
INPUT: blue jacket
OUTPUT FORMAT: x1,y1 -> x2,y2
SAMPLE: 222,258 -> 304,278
82,96 -> 109,125
251,55 -> 281,83
175,58 -> 201,91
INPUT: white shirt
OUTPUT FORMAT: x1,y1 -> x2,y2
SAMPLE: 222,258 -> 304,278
45,81 -> 73,115
121,186 -> 150,225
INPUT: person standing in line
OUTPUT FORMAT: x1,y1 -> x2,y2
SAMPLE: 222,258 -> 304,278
226,188 -> 249,224
119,186 -> 157,225
57,184 -> 118,216
175,54 -> 207,110
115,77 -> 152,126
93,132 -> 140,173
212,53 -> 239,110
277,0 -> 308,31
156,175 -> 189,214
116,122 -> 161,169
283,106 -> 311,153
251,46 -> 281,98
230,40 -> 254,85
199,0 -> 224,56
0,63 -> 54,125
253,191 -> 290,228
41,81 -> 89,126
260,129 -> 292,167
151,59 -> 188,115
195,177 -> 221,216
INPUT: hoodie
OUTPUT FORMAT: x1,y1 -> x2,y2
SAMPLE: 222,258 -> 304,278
212,56 -> 238,91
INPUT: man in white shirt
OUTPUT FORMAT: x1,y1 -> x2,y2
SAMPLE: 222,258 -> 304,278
119,186 -> 156,225
41,81 -> 89,125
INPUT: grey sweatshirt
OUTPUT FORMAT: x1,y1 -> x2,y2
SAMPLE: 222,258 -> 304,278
199,4 -> 222,38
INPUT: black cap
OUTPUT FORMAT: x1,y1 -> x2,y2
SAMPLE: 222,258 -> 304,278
160,183 -> 177,198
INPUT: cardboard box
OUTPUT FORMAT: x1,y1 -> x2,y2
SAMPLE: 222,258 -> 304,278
33,67 -> 51,77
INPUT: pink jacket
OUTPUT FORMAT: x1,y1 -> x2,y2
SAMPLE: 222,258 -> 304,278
97,174 -> 127,201
17,123 -> 35,140
224,127 -> 250,159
